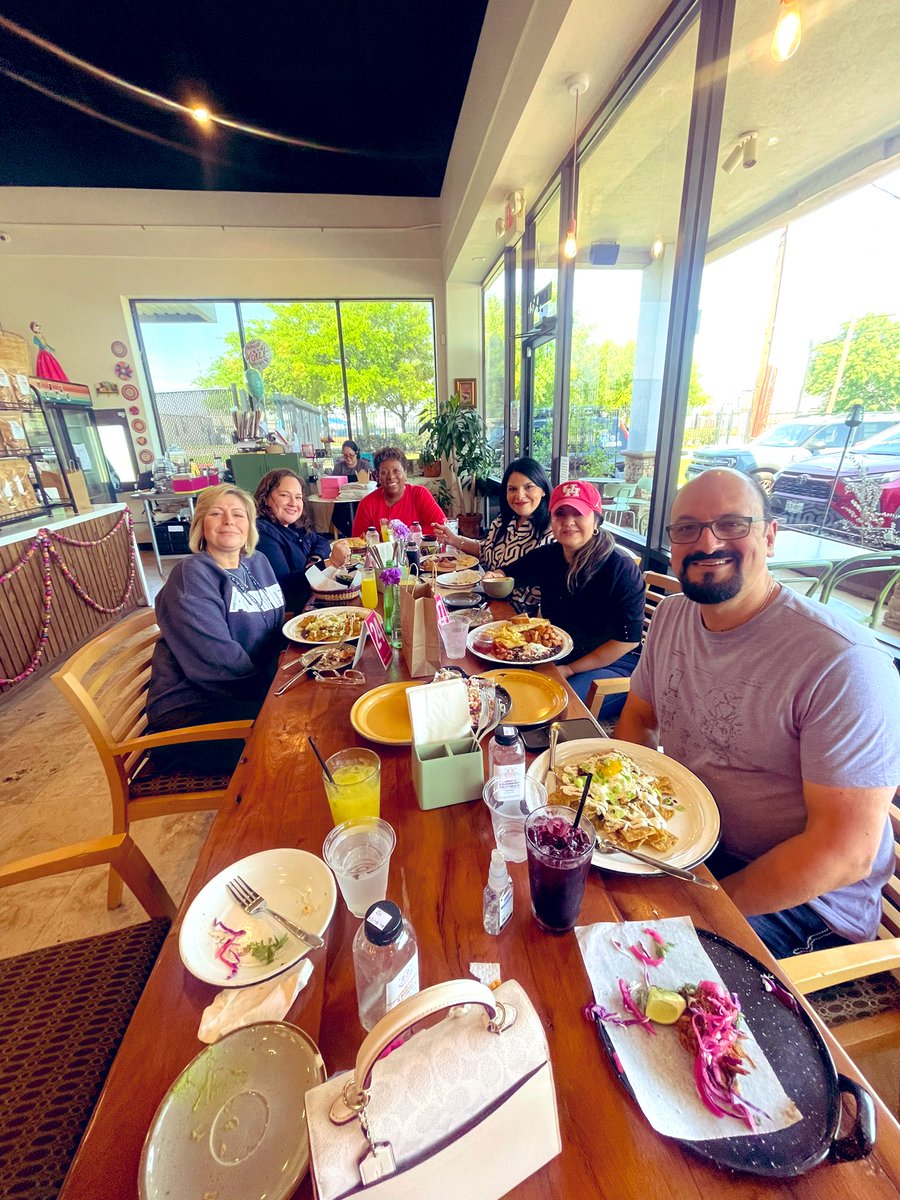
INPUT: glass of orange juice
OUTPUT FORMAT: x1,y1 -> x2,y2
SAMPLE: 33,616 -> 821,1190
323,748 -> 381,824
360,567 -> 378,610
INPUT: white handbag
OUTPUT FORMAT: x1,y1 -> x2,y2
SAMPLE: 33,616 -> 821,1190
305,978 -> 561,1200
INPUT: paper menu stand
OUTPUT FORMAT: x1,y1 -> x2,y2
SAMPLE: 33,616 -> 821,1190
354,610 -> 393,670
407,679 -> 484,811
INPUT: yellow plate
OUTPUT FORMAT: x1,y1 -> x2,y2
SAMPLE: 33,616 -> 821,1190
476,669 -> 567,728
349,680 -> 427,746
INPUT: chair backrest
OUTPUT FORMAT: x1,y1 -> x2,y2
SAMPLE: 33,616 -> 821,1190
52,608 -> 160,789
878,798 -> 900,939
640,570 -> 681,643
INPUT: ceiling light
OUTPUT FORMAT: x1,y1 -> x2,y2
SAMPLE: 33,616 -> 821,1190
472,255 -> 485,262
191,105 -> 212,123
771,0 -> 802,62
767,135 -> 780,147
563,73 -> 589,263
720,130 -> 759,175
650,238 -> 664,260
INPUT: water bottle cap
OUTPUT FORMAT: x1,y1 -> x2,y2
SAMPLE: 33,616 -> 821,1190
363,901 -> 403,945
494,725 -> 520,746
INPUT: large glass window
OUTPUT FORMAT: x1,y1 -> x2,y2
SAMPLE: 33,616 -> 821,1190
566,16 -> 700,536
681,0 -> 900,524
527,190 -> 561,473
483,263 -> 506,462
133,299 -> 437,465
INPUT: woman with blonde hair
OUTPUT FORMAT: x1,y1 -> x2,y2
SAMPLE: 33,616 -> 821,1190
146,484 -> 285,769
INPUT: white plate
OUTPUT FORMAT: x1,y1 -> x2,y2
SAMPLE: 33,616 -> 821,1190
526,738 -> 720,875
435,568 -> 484,590
466,619 -> 574,666
282,607 -> 369,645
179,848 -> 337,987
139,1022 -> 325,1200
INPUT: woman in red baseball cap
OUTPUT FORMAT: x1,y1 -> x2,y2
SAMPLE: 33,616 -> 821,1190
483,479 -> 644,718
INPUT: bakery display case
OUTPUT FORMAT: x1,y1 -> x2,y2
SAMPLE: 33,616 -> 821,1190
0,368 -> 52,527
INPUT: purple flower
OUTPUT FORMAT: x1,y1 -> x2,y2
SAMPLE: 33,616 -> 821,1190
389,519 -> 410,540
380,567 -> 402,586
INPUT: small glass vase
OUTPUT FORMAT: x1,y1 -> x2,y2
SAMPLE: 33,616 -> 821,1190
383,582 -> 401,645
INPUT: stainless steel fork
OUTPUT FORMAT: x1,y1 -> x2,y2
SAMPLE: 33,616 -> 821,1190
226,875 -> 325,949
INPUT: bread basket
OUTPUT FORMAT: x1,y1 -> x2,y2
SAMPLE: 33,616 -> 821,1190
311,585 -> 362,608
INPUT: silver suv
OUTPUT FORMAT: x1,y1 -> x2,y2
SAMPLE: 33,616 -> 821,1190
686,412 -> 900,493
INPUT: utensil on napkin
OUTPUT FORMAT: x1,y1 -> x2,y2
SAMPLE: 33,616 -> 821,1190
198,959 -> 313,1043
593,835 -> 718,888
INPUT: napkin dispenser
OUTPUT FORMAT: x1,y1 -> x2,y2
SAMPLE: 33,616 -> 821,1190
407,680 -> 484,810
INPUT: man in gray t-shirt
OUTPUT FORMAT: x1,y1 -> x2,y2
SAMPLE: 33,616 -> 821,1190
616,469 -> 900,957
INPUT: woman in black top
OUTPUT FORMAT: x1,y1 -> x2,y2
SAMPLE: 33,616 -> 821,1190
254,469 -> 350,612
485,480 -> 644,719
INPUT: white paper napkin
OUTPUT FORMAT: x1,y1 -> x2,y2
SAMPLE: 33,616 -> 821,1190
407,678 -> 471,745
197,959 -> 313,1044
305,564 -> 363,592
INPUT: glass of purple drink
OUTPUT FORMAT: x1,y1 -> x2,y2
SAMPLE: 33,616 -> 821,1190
524,804 -> 596,934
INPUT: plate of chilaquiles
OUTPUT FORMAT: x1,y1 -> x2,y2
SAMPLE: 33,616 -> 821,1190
466,615 -> 573,665
526,739 -> 720,874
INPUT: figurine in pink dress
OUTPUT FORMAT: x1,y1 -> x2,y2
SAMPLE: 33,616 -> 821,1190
30,321 -> 70,382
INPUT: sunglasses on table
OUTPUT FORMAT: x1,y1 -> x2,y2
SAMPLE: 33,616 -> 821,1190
665,516 -> 767,544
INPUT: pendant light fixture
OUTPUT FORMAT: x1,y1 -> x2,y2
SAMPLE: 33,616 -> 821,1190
563,74 -> 589,260
771,0 -> 802,61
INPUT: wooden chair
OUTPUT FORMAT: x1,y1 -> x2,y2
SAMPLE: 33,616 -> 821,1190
585,570 -> 682,718
0,834 -> 173,1199
779,796 -> 900,1058
52,608 -> 252,909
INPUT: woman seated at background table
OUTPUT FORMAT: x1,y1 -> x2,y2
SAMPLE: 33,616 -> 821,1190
484,479 -> 644,719
351,447 -> 445,539
435,456 -> 552,613
255,469 -> 350,612
339,439 -> 373,480
146,484 -> 285,771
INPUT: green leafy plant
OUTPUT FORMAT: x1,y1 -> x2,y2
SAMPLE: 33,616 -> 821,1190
419,391 -> 496,514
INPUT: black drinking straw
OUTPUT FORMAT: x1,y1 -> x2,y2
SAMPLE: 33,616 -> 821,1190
309,737 -> 335,783
573,772 -> 593,830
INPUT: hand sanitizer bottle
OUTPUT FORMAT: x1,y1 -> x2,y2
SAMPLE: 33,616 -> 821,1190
483,848 -> 513,936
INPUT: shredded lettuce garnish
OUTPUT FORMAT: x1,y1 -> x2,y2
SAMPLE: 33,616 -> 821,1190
244,934 -> 289,964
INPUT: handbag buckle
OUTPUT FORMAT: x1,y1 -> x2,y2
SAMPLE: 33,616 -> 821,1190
487,1000 -> 517,1034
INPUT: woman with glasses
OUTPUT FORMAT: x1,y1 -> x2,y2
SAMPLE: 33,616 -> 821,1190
435,457 -> 553,613
484,480 -> 644,717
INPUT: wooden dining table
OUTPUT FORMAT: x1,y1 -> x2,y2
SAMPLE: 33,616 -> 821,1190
60,609 -> 900,1200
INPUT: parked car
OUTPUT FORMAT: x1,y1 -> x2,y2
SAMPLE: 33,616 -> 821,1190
686,412 -> 900,493
771,422 -> 900,539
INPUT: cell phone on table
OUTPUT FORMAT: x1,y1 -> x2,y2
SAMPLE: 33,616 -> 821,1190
520,717 -> 602,753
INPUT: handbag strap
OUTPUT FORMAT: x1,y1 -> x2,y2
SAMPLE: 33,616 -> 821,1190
329,980 -> 501,1122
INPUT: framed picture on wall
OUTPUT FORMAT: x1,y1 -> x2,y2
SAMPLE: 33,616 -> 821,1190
455,378 -> 477,409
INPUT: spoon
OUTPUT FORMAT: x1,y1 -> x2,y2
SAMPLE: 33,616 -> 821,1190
594,835 -> 718,889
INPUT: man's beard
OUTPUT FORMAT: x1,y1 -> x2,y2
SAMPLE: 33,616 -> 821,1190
678,551 -> 744,604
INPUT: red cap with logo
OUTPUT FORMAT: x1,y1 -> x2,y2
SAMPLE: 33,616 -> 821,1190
549,479 -> 603,517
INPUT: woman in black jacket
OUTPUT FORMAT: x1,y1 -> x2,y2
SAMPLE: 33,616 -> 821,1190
254,469 -> 350,612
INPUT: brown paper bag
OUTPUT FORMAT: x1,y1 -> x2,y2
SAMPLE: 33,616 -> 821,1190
400,579 -> 443,677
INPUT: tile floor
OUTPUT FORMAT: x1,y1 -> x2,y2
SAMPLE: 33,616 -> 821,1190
0,552 -> 212,960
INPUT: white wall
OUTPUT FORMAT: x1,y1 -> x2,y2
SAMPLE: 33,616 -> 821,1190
0,189 -> 444,459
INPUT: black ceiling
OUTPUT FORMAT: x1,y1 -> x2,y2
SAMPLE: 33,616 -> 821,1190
0,1 -> 488,196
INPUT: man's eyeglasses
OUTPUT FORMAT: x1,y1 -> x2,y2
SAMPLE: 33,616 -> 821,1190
666,516 -> 767,544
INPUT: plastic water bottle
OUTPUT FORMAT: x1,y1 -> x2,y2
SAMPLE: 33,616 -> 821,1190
353,902 -> 419,1031
488,725 -> 526,802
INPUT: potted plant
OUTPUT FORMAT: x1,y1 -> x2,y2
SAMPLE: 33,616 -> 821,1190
420,392 -> 496,538
419,447 -> 442,479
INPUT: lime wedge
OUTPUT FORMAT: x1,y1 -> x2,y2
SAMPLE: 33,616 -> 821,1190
644,986 -> 686,1025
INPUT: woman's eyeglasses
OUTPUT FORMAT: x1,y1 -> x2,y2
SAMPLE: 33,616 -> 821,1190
666,516 -> 766,544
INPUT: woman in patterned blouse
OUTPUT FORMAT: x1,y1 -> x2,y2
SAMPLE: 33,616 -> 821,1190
434,456 -> 552,612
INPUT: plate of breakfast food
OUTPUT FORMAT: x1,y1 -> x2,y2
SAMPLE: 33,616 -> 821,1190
526,738 -> 719,874
282,608 -> 368,644
466,616 -> 573,665
422,552 -> 479,573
